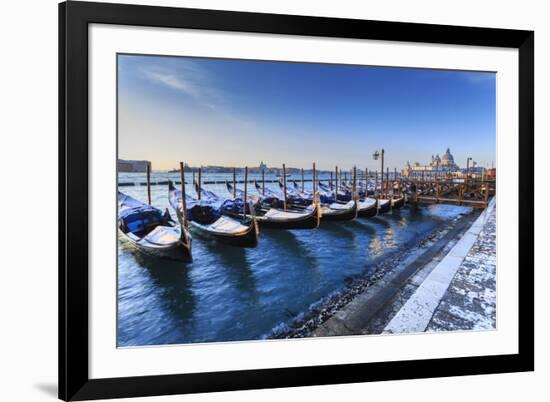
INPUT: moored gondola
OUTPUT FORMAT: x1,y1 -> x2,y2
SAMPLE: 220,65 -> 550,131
118,191 -> 192,261
377,198 -> 391,214
168,181 -> 258,247
285,179 -> 357,221
320,200 -> 358,221
255,180 -> 311,209
357,197 -> 377,218
391,194 -> 405,209
317,181 -> 352,202
226,182 -> 320,229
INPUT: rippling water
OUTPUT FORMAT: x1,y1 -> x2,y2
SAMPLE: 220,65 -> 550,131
117,172 -> 471,347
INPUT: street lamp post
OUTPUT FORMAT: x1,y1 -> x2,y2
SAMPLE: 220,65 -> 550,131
372,149 -> 384,197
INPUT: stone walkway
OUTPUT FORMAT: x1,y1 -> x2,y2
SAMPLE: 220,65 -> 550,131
426,203 -> 496,331
384,199 -> 496,333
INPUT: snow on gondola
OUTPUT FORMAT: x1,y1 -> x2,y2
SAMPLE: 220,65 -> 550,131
118,191 -> 192,261
226,181 -> 320,229
168,181 -> 258,248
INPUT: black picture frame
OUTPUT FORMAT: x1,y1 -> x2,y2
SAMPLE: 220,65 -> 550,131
59,1 -> 534,400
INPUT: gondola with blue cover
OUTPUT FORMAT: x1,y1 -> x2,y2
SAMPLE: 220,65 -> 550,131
334,182 -> 379,218
168,181 -> 258,248
226,181 -> 320,229
283,180 -> 357,221
118,191 -> 192,261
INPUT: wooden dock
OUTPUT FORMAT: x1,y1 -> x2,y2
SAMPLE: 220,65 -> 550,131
398,176 -> 495,209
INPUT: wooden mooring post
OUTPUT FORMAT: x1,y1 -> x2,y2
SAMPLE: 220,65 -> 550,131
387,167 -> 392,209
375,169 -> 380,215
232,167 -> 236,199
398,170 -> 402,196
353,166 -> 357,198
414,171 -> 419,207
197,167 -> 202,200
262,169 -> 265,196
146,162 -> 151,205
313,162 -> 317,195
283,163 -> 287,211
179,162 -> 187,227
243,166 -> 248,221
380,149 -> 385,199
335,166 -> 339,201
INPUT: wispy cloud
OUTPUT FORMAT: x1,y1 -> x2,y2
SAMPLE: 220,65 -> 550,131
140,60 -> 255,128
141,61 -> 223,110
144,70 -> 203,98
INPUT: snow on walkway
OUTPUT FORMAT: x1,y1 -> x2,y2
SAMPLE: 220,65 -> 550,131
384,198 -> 496,333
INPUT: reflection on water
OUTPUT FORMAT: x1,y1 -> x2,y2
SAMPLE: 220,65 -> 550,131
117,172 -> 472,346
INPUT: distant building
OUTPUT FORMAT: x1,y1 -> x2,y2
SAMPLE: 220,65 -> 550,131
259,161 -> 267,170
402,148 -> 460,177
118,159 -> 150,173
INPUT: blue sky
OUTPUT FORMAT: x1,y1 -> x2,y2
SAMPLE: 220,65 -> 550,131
118,54 -> 496,171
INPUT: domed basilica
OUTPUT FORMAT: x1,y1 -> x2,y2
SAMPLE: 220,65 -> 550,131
402,148 -> 459,177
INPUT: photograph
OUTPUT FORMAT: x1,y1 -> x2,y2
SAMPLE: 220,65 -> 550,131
116,53 -> 497,347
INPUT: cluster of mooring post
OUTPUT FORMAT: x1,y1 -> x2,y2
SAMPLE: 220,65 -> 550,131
139,157 -> 493,213
404,165 -> 493,208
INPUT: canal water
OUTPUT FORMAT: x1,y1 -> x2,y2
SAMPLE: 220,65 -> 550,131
117,172 -> 472,347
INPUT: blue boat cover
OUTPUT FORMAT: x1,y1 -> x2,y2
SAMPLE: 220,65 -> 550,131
118,192 -> 164,234
169,184 -> 222,224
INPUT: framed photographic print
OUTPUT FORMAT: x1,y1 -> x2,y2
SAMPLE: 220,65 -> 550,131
59,1 -> 534,400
